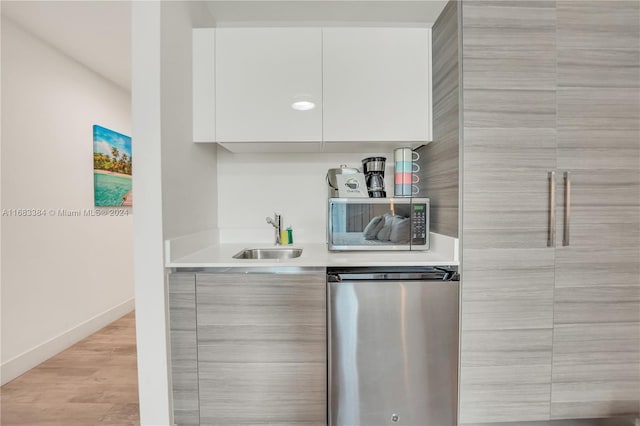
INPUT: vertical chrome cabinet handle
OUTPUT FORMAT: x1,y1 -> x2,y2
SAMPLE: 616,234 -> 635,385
563,171 -> 571,246
548,171 -> 556,247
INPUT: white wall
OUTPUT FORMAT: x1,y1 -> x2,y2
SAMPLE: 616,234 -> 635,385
0,17 -> 134,384
161,3 -> 218,241
131,3 -> 170,424
132,1 -> 218,424
217,148 -> 395,243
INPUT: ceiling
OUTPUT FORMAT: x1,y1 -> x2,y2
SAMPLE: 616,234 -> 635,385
0,1 -> 447,93
1,1 -> 132,91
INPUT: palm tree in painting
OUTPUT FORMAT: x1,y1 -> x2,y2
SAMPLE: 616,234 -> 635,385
110,147 -> 120,172
121,153 -> 131,175
94,149 -> 132,175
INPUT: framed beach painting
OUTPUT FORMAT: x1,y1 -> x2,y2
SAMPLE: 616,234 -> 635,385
93,125 -> 132,207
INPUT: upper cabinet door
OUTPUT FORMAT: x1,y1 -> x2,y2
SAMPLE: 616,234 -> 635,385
215,28 -> 322,143
323,28 -> 431,143
193,29 -> 216,142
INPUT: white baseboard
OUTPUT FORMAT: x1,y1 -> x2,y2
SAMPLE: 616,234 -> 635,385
1,297 -> 135,385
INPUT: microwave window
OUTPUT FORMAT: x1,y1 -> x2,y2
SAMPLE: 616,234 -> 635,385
331,203 -> 412,246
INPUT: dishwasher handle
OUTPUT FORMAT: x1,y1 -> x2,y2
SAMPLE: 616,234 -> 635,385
328,274 -> 342,283
328,271 -> 459,282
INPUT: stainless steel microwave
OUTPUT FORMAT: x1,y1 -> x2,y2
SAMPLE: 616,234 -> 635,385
327,197 -> 430,251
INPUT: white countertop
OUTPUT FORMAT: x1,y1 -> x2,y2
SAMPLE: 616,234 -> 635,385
166,231 -> 458,268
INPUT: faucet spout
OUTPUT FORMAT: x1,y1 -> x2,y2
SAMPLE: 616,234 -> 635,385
266,213 -> 282,245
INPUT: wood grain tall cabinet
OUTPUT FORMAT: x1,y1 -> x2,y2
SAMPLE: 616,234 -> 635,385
458,0 -> 640,423
551,1 -> 640,419
459,1 -> 558,422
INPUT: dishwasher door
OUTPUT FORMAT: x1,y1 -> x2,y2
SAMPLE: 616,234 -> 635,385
328,268 -> 459,426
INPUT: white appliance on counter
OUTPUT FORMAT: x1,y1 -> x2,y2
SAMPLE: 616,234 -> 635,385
327,197 -> 430,251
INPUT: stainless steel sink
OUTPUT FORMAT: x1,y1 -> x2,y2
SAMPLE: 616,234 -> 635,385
232,248 -> 303,260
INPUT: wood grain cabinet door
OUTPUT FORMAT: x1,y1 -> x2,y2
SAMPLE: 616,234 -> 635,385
459,0 -> 640,422
458,0 -> 557,422
551,0 -> 640,418
195,272 -> 326,426
168,273 -> 200,426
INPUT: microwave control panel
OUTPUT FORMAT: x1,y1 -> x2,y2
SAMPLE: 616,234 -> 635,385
411,203 -> 427,245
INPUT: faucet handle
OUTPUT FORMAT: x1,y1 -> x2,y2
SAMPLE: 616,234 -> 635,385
267,213 -> 282,245
266,214 -> 282,229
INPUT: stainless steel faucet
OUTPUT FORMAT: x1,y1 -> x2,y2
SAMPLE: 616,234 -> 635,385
266,213 -> 282,245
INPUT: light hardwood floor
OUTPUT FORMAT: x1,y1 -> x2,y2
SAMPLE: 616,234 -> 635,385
1,312 -> 139,426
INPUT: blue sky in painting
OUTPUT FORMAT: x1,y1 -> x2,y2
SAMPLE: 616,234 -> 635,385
93,124 -> 131,158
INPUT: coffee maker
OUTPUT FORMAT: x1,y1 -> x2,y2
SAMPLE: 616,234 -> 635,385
362,157 -> 386,198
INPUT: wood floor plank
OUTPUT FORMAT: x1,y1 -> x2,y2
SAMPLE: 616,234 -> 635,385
0,312 -> 139,426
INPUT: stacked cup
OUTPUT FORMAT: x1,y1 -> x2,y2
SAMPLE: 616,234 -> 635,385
394,147 -> 420,197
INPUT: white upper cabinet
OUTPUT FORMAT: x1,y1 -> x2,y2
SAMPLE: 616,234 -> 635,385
193,29 -> 216,142
322,28 -> 431,143
192,27 -> 432,151
215,28 -> 323,145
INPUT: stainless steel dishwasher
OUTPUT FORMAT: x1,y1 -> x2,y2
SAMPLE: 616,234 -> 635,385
327,266 -> 459,426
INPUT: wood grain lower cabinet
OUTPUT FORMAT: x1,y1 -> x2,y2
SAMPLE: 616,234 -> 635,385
168,273 -> 200,426
195,271 -> 326,426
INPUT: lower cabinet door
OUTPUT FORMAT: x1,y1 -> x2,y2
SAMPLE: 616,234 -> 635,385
195,271 -> 326,425
168,273 -> 200,426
